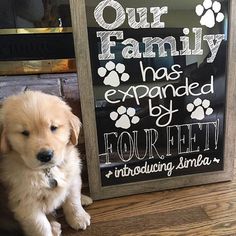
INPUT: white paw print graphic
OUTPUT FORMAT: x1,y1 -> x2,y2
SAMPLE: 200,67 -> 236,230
110,106 -> 140,129
196,0 -> 224,28
187,98 -> 213,120
98,61 -> 130,87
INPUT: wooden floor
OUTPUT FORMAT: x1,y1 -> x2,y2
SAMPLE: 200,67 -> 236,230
60,169 -> 236,236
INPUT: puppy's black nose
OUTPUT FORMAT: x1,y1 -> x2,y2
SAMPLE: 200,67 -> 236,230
37,150 -> 54,163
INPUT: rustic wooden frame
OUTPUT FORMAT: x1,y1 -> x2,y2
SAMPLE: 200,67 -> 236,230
70,0 -> 236,200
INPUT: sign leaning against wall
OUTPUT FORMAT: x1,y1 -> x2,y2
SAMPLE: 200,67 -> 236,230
70,0 -> 236,200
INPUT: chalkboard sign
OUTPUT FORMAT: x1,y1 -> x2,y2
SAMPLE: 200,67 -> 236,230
70,0 -> 236,200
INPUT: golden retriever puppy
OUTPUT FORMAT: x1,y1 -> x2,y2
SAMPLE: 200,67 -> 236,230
0,91 -> 91,236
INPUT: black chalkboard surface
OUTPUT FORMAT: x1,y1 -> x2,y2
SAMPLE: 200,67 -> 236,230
70,0 -> 236,199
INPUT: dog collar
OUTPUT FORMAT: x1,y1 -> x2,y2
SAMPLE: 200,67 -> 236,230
44,168 -> 58,189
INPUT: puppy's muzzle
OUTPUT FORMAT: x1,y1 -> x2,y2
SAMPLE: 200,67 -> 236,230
37,149 -> 54,163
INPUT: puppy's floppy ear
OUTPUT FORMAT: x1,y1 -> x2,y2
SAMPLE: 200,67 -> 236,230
69,112 -> 82,146
0,127 -> 11,154
0,105 -> 11,154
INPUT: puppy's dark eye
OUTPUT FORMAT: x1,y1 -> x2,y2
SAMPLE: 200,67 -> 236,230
50,125 -> 58,132
21,130 -> 30,137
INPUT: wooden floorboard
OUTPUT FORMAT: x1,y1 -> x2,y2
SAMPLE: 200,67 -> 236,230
61,207 -> 208,236
1,172 -> 236,235
59,166 -> 236,236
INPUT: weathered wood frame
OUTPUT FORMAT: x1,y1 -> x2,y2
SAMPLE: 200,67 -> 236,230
70,0 -> 236,200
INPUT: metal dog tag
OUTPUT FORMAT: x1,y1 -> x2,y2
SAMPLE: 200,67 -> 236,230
44,168 -> 58,189
49,178 -> 58,189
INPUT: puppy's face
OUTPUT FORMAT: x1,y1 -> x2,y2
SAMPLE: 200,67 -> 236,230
0,91 -> 81,170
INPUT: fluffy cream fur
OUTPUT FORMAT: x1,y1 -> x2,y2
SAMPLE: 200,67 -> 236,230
0,91 -> 91,236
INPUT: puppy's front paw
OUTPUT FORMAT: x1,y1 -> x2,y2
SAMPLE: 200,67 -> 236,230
66,208 -> 91,231
50,221 -> 62,236
81,194 -> 93,206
